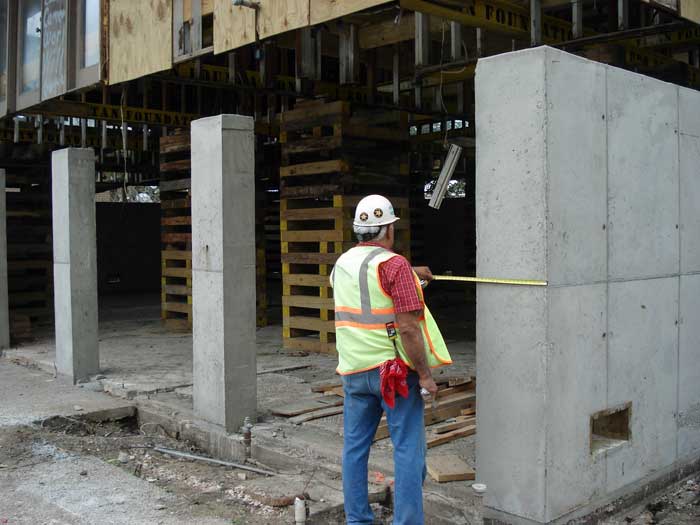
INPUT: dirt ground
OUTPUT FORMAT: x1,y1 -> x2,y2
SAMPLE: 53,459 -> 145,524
1,417 -> 699,525
602,474 -> 700,525
0,416 -> 391,524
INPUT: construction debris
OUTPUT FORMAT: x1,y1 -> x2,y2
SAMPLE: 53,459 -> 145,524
427,455 -> 475,483
272,376 -> 477,448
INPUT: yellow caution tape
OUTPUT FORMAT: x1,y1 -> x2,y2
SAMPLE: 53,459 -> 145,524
432,275 -> 547,287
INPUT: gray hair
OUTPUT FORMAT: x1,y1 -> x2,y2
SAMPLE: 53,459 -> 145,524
354,224 -> 388,242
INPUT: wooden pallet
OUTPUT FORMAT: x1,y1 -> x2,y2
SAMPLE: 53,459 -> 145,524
160,133 -> 193,331
280,100 -> 411,354
5,174 -> 53,339
160,132 -> 276,330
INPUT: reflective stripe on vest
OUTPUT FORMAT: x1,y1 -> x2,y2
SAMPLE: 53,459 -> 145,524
332,245 -> 452,375
333,247 -> 397,326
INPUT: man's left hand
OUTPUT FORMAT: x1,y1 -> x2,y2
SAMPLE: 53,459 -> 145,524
413,266 -> 434,282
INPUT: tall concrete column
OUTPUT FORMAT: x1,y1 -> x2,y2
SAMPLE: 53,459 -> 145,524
0,169 -> 9,350
52,148 -> 99,383
191,115 -> 256,433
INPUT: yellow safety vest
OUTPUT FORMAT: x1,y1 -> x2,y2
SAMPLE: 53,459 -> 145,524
331,245 -> 452,375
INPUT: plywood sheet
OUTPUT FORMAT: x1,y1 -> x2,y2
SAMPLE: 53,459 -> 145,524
213,0 -> 255,54
109,0 -> 172,85
259,0 -> 309,40
310,0 -> 394,25
680,0 -> 700,24
184,0 -> 214,20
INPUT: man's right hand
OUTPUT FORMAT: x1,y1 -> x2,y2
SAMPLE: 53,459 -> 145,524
419,374 -> 438,399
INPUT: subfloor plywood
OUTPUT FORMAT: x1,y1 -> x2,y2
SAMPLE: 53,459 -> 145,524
214,0 -> 255,54
310,0 -> 394,25
109,0 -> 172,84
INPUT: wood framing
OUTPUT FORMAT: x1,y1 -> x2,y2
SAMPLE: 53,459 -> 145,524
309,0 -> 394,25
214,0 -> 394,55
108,0 -> 172,84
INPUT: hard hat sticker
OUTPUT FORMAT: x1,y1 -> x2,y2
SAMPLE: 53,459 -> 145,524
360,212 -> 368,221
374,208 -> 383,218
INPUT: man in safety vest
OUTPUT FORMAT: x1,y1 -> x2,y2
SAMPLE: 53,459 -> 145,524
331,194 -> 452,525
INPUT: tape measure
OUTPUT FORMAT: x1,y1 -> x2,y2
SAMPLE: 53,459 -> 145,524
432,275 -> 547,287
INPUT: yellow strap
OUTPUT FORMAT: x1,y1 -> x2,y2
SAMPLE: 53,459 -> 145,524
432,275 -> 547,287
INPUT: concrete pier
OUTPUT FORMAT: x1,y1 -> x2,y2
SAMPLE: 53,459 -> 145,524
52,148 -> 99,383
0,169 -> 8,350
475,47 -> 700,524
191,115 -> 256,433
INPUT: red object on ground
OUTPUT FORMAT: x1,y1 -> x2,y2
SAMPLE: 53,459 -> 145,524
380,358 -> 409,408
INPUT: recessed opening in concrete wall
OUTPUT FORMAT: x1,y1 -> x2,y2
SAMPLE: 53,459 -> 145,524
591,403 -> 632,455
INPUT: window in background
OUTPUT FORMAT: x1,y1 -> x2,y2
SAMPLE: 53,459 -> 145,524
21,0 -> 42,93
82,0 -> 99,68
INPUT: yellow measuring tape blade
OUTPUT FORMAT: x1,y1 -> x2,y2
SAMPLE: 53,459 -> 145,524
433,275 -> 547,286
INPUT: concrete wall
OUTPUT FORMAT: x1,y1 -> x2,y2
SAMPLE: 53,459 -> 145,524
475,46 -> 700,524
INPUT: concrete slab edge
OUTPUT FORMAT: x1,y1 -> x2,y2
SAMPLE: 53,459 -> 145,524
483,452 -> 700,525
134,402 -> 304,473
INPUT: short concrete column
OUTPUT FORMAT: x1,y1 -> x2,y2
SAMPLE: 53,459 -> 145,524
0,169 -> 9,350
191,115 -> 256,433
51,148 -> 99,383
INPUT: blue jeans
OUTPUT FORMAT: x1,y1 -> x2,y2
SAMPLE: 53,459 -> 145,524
342,368 -> 426,525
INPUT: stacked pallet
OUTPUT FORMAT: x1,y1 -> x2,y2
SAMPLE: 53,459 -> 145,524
275,375 -> 477,449
159,132 -> 272,330
280,100 -> 411,354
159,132 -> 193,331
6,168 -> 53,341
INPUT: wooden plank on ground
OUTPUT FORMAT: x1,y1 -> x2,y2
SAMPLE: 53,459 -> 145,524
258,364 -> 311,375
310,379 -> 343,393
330,386 -> 345,398
374,392 -> 476,440
270,395 -> 344,417
426,455 -> 475,483
288,405 -> 344,425
427,425 -> 476,449
432,416 -> 475,434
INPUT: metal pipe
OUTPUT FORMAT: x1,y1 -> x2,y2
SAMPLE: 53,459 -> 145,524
152,446 -> 275,476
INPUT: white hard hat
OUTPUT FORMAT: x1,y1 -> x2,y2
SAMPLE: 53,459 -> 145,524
353,194 -> 400,227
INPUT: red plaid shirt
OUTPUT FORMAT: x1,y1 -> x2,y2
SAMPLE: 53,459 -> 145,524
358,242 -> 423,313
